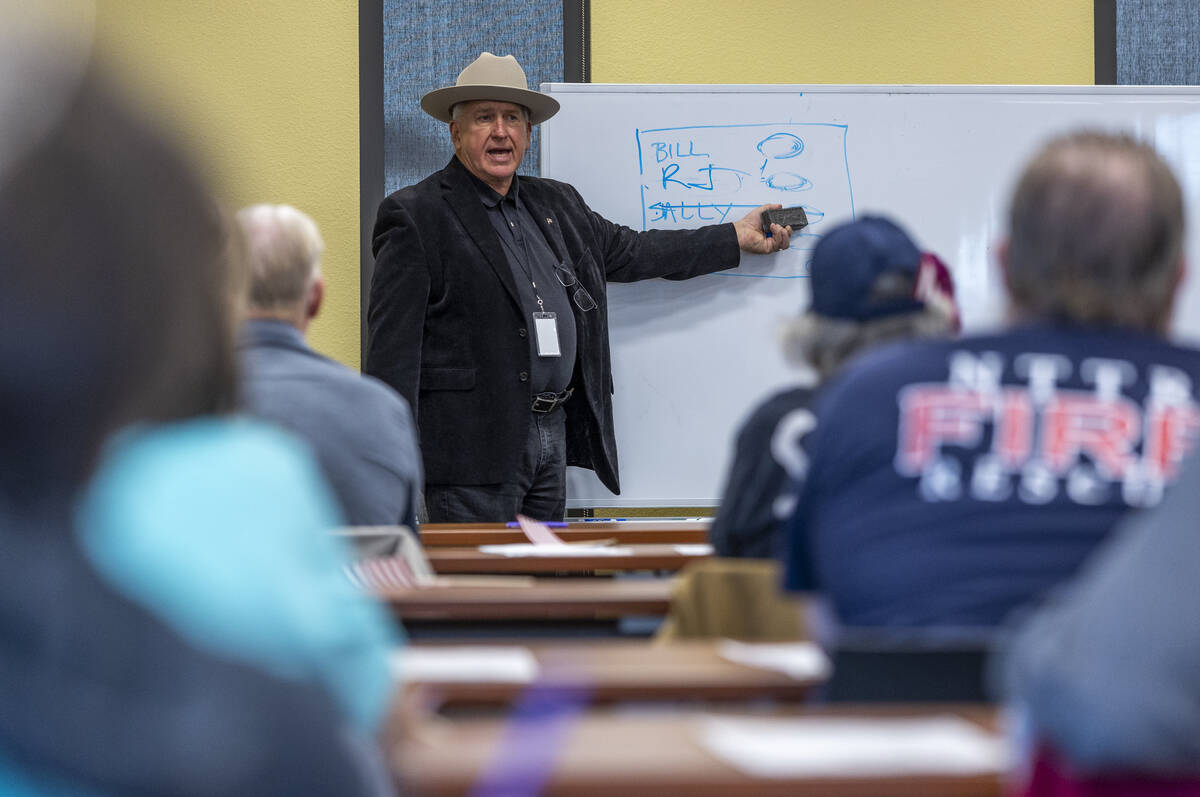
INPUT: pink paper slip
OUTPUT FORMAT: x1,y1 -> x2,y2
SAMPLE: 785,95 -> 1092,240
515,513 -> 567,546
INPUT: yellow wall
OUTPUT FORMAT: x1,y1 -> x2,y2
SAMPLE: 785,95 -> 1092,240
93,0 -> 361,368
592,1 -> 1093,84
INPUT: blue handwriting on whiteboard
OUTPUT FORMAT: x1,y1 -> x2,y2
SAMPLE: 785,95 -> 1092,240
652,141 -> 711,162
634,122 -> 855,279
758,132 -> 810,190
757,132 -> 805,159
647,202 -> 742,223
661,163 -> 750,191
764,173 -> 813,191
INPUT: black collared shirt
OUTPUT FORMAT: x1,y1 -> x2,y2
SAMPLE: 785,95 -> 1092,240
472,173 -> 577,395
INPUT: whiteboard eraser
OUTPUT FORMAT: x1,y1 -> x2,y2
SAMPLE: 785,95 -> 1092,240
761,206 -> 809,235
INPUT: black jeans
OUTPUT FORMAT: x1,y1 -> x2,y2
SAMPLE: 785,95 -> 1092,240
423,408 -> 567,523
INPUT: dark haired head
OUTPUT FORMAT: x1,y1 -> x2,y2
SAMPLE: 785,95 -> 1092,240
0,61 -> 237,501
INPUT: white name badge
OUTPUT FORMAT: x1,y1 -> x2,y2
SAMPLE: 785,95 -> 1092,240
533,312 -> 561,357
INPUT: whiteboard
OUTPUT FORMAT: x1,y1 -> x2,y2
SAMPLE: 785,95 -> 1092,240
539,84 -> 1200,508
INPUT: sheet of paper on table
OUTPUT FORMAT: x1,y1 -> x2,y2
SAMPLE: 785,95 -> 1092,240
717,640 -> 831,681
391,646 -> 539,683
477,544 -> 636,557
699,715 -> 1007,778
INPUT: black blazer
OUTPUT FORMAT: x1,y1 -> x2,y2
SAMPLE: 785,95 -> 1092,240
366,156 -> 739,492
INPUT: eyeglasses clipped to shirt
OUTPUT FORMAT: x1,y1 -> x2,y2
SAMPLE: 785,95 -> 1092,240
554,262 -> 597,312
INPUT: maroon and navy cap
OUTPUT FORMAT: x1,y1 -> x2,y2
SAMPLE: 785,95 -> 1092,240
809,215 -> 957,329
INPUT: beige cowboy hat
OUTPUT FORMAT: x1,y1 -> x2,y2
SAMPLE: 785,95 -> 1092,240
421,52 -> 560,125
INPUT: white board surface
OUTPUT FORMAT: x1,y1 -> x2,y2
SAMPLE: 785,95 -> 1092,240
540,84 -> 1200,508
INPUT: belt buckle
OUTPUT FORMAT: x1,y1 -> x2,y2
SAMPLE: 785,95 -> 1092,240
531,392 -> 558,413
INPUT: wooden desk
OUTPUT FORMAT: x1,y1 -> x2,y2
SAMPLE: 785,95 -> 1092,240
378,577 -> 674,622
425,544 -> 710,575
400,640 -> 824,706
394,705 -> 1004,797
419,520 -> 711,547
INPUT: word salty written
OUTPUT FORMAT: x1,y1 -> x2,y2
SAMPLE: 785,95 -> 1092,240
895,351 -> 1200,507
646,202 -> 740,223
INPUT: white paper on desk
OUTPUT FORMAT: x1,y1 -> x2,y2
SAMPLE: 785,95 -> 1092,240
390,646 -> 539,683
477,544 -> 636,557
717,640 -> 831,681
699,715 -> 1007,778
673,544 -> 715,556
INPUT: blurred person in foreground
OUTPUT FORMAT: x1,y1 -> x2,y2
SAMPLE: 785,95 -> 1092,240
1002,450 -> 1200,781
236,203 -> 422,529
710,216 -> 959,559
782,131 -> 1200,629
0,15 -> 395,796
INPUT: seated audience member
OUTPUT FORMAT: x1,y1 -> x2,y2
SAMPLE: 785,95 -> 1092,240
1003,451 -> 1200,779
710,216 -> 959,558
782,131 -> 1200,628
74,214 -> 397,730
0,32 -> 390,796
236,204 -> 422,529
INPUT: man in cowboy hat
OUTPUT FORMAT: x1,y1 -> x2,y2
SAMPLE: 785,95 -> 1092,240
366,52 -> 792,523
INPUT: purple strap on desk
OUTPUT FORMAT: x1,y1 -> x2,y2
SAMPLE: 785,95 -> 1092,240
468,682 -> 591,797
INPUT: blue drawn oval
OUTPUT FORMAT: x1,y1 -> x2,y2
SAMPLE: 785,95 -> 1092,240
799,206 -> 824,224
756,133 -> 804,160
765,173 -> 812,192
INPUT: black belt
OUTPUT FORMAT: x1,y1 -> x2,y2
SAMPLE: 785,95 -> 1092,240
532,387 -> 573,413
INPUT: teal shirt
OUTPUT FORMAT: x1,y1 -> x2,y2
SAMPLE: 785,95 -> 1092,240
75,418 -> 399,732
0,757 -> 93,796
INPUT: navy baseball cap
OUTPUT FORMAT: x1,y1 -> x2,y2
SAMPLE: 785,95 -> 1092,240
809,216 -> 926,321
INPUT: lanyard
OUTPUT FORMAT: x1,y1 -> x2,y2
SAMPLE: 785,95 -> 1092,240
497,197 -> 548,312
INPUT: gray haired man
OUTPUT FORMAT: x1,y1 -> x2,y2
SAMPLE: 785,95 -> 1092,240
238,203 -> 422,528
367,52 -> 793,523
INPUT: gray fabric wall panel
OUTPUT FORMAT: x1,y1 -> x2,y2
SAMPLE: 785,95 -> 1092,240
1117,0 -> 1200,85
383,1 -> 563,195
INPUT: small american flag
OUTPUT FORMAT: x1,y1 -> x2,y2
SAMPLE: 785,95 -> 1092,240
344,556 -> 419,591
